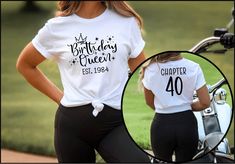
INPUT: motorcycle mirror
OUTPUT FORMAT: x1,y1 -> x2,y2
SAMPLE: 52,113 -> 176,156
214,88 -> 227,105
226,7 -> 234,29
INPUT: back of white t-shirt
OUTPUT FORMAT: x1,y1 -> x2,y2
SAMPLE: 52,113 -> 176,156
32,9 -> 145,110
142,58 -> 206,113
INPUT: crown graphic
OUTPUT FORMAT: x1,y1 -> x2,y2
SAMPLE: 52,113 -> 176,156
75,33 -> 87,44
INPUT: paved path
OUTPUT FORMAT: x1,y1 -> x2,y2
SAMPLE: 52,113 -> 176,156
1,149 -> 157,163
1,149 -> 57,163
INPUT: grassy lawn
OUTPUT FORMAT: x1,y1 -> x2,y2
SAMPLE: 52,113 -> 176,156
1,1 -> 234,160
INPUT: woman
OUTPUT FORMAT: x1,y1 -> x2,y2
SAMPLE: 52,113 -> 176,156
140,52 -> 210,162
16,1 -> 149,163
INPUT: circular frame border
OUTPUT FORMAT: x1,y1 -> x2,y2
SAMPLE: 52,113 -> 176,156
120,50 -> 234,163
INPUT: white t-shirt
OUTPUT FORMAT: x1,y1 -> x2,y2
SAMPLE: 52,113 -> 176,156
32,8 -> 145,110
142,58 -> 206,114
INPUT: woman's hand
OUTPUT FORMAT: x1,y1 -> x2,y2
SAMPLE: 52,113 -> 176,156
16,42 -> 64,105
191,85 -> 210,111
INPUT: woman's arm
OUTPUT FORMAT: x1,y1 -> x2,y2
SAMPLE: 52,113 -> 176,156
128,51 -> 146,72
16,42 -> 63,105
191,85 -> 210,111
143,87 -> 155,110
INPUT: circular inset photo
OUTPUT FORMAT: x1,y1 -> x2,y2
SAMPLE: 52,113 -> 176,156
122,51 -> 234,163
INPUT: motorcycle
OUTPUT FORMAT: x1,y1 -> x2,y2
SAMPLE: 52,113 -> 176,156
189,8 -> 234,163
192,79 -> 233,163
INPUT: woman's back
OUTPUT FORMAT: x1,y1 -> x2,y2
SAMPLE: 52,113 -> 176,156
142,58 -> 206,113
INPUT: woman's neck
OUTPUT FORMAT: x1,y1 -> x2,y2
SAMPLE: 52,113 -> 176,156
76,2 -> 106,19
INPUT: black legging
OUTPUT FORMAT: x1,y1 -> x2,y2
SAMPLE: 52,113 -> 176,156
151,110 -> 199,162
54,104 -> 150,163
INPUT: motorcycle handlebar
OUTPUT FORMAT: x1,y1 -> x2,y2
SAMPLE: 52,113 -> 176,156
189,33 -> 234,54
208,78 -> 227,94
190,7 -> 234,54
193,79 -> 227,98
189,36 -> 220,53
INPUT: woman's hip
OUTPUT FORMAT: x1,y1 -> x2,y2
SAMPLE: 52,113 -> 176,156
54,103 -> 123,144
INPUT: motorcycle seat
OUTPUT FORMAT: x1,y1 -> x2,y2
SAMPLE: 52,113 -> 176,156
203,132 -> 224,152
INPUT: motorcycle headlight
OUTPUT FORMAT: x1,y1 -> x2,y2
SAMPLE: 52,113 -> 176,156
214,88 -> 227,105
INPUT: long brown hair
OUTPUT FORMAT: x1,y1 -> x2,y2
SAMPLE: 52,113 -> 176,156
56,1 -> 143,29
138,52 -> 182,91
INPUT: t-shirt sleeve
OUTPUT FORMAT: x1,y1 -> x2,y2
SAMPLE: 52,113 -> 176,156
31,20 -> 54,59
129,18 -> 145,58
195,65 -> 206,90
142,67 -> 151,90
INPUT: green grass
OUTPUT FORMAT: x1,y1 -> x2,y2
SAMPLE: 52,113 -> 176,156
1,1 -> 63,157
1,1 -> 234,160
